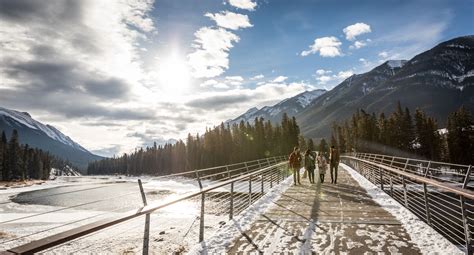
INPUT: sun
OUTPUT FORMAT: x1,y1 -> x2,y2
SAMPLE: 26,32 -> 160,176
157,54 -> 192,98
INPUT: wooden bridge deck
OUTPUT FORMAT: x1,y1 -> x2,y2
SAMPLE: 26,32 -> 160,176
223,166 -> 422,254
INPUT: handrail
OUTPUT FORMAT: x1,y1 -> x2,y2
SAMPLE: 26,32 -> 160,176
342,154 -> 473,254
4,161 -> 289,254
343,156 -> 474,199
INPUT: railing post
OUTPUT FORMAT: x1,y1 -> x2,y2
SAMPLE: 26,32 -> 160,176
380,167 -> 384,191
402,176 -> 408,208
424,161 -> 431,177
270,168 -> 273,188
195,170 -> 204,243
261,173 -> 264,195
226,165 -> 231,179
229,182 -> 234,220
249,175 -> 252,206
462,165 -> 472,189
403,159 -> 409,171
423,183 -> 431,225
199,193 -> 205,242
244,162 -> 249,173
389,176 -> 393,196
138,179 -> 150,255
460,196 -> 472,255
461,165 -> 473,254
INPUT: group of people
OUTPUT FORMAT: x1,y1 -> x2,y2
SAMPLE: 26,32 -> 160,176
288,146 -> 340,185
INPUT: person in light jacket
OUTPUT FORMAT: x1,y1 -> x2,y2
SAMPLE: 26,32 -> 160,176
317,152 -> 327,183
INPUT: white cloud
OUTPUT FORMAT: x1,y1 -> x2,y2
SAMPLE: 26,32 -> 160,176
228,0 -> 257,11
301,36 -> 342,57
343,22 -> 371,41
250,74 -> 264,80
349,40 -> 367,49
225,76 -> 244,81
205,11 -> 253,30
315,69 -> 332,75
314,69 -> 354,86
272,76 -> 288,83
378,51 -> 389,58
187,27 -> 240,78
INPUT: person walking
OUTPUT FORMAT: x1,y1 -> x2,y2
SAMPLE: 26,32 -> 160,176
289,146 -> 302,185
317,152 -> 327,183
329,146 -> 340,184
304,149 -> 316,184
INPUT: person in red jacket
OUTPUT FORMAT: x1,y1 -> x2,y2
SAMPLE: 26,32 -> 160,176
289,146 -> 302,185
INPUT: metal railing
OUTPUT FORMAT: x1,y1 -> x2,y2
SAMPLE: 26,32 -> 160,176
1,156 -> 290,254
342,153 -> 473,254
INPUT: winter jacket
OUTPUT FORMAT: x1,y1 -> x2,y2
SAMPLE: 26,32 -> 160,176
289,151 -> 302,168
317,155 -> 327,174
330,148 -> 340,165
304,153 -> 316,170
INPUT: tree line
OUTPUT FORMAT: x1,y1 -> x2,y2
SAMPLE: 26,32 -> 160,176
1,129 -> 52,181
87,114 -> 301,176
330,103 -> 473,165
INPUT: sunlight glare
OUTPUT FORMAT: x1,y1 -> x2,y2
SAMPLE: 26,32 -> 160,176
157,54 -> 192,98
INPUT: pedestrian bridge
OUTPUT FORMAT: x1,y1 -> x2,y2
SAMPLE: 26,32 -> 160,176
1,154 -> 472,254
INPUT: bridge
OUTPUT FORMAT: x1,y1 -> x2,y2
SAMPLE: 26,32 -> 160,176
0,154 -> 472,254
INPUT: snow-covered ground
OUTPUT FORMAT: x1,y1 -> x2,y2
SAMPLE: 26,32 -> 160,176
341,163 -> 463,255
0,171 -> 292,254
187,171 -> 294,254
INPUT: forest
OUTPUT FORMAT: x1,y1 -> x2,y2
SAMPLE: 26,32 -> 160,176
330,103 -> 473,165
0,130 -> 52,181
87,114 -> 301,175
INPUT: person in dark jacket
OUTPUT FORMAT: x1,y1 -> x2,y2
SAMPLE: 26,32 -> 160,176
289,146 -> 302,185
304,149 -> 316,184
329,146 -> 340,184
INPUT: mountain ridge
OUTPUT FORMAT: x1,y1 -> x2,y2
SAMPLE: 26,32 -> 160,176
0,107 -> 102,172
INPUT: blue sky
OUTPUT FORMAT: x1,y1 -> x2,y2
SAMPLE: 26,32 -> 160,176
0,0 -> 472,156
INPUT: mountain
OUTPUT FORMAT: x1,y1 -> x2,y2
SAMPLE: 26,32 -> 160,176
0,107 -> 102,172
228,89 -> 327,125
297,35 -> 474,139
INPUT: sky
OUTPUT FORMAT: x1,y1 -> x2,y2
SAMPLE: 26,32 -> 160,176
0,0 -> 473,157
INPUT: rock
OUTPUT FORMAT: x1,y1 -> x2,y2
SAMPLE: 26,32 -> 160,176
154,237 -> 164,242
159,231 -> 165,235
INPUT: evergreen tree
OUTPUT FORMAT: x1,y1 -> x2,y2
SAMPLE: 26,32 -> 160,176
447,106 -> 474,164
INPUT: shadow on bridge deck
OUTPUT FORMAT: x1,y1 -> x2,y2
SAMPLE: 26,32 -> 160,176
224,166 -> 422,254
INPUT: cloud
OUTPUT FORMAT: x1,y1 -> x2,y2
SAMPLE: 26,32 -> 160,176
187,27 -> 240,78
250,74 -> 264,80
228,0 -> 257,11
187,93 -> 253,110
205,11 -> 253,30
272,76 -> 288,83
314,69 -> 354,87
301,36 -> 342,57
349,40 -> 368,49
378,51 -> 389,58
0,0 -> 156,121
343,22 -> 371,41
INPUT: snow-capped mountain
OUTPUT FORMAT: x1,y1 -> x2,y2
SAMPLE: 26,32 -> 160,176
228,89 -> 326,125
297,35 -> 474,139
0,107 -> 101,172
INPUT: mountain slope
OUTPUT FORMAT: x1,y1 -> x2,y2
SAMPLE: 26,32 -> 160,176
297,35 -> 474,139
228,89 -> 326,125
0,107 -> 102,172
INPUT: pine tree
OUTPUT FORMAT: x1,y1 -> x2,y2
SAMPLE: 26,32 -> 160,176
8,130 -> 21,180
447,107 -> 474,164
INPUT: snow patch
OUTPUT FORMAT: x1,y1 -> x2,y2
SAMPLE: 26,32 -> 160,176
387,60 -> 407,68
